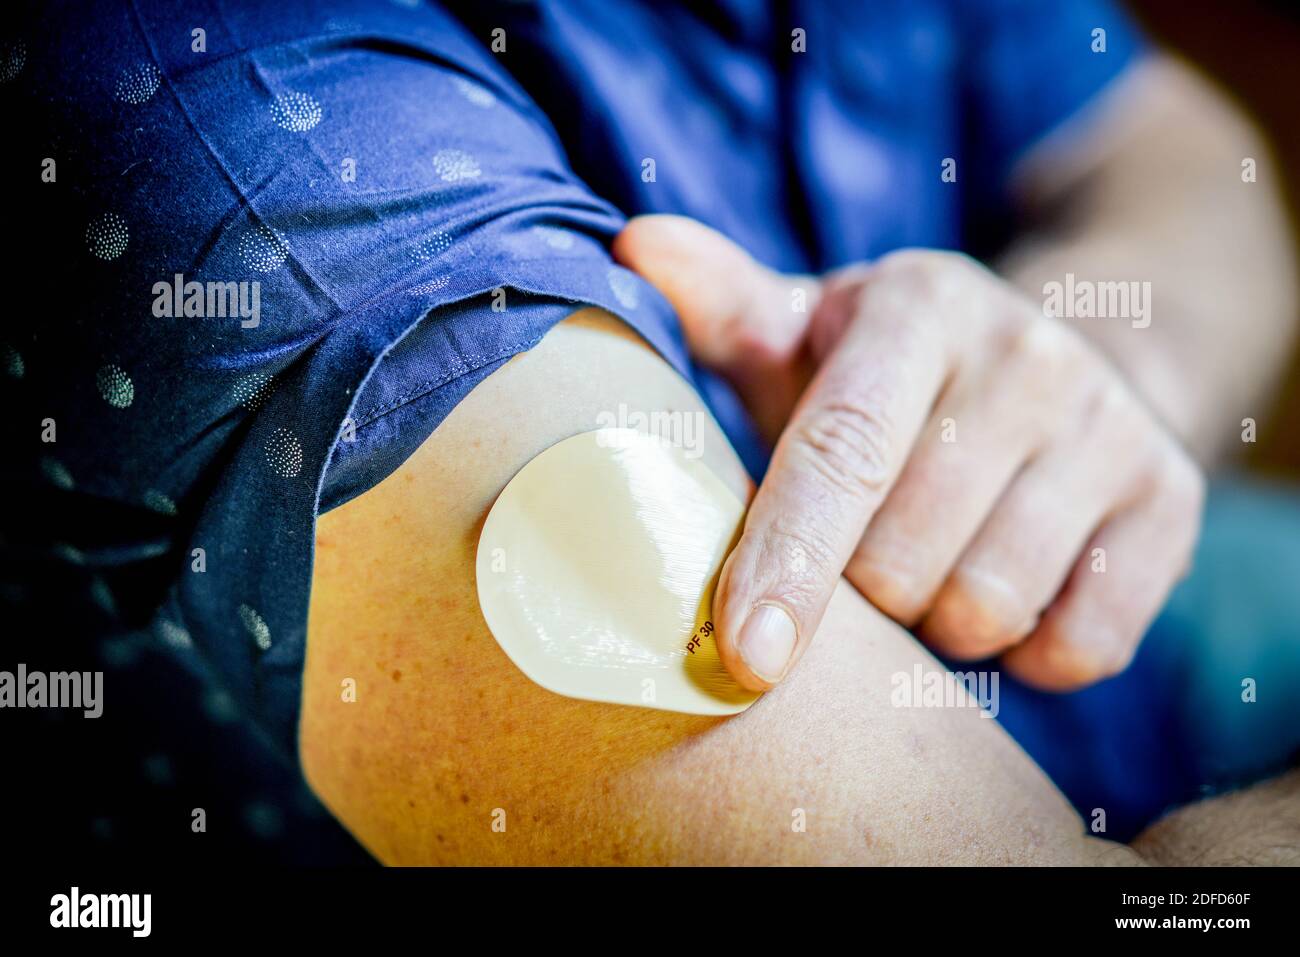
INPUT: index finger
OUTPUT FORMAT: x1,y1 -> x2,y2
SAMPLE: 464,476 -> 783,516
713,276 -> 955,689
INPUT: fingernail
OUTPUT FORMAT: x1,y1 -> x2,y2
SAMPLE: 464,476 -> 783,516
738,603 -> 797,683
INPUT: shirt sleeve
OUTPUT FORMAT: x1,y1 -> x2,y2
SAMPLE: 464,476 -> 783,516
18,0 -> 696,762
948,0 -> 1146,210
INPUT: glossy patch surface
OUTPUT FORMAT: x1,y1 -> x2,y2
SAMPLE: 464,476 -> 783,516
476,428 -> 758,714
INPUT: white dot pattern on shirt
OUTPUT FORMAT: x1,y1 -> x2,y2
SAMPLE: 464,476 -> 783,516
270,90 -> 322,132
264,427 -> 303,477
238,603 -> 272,651
452,75 -> 496,109
54,543 -> 85,565
607,267 -> 640,309
115,62 -> 161,104
408,275 -> 451,296
239,225 -> 288,272
244,801 -> 284,839
410,232 -> 452,264
0,39 -> 25,82
432,148 -> 481,182
86,213 -> 129,260
231,372 -> 274,410
50,19 -> 720,761
90,577 -> 118,616
41,457 -> 74,489
157,619 -> 192,649
533,225 -> 575,250
143,489 -> 177,515
101,637 -> 139,668
96,363 -> 134,408
203,689 -> 239,723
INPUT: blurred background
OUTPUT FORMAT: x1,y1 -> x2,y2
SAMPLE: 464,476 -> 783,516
3,0 -> 1298,868
1130,0 -> 1300,477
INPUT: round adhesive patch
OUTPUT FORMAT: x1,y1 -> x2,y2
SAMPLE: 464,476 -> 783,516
476,428 -> 759,715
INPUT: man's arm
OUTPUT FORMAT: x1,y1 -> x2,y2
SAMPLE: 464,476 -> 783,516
299,308 -> 1132,865
1133,769 -> 1300,866
999,54 -> 1299,464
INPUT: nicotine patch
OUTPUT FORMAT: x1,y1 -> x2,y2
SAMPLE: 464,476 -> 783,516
476,428 -> 758,715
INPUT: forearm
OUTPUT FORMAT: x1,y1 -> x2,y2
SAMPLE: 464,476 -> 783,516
997,56 -> 1298,464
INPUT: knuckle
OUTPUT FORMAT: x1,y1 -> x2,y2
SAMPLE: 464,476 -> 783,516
1161,448 -> 1208,515
929,570 -> 1032,658
1040,617 -> 1134,686
871,248 -> 981,308
1089,361 -> 1139,412
1089,377 -> 1145,449
1002,318 -> 1079,412
1057,366 -> 1143,451
878,247 -> 975,278
793,400 -> 896,501
1007,313 -> 1074,375
874,247 -> 936,275
847,552 -> 929,624
754,524 -> 840,610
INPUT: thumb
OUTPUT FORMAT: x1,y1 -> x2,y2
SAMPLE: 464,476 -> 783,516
613,215 -> 820,441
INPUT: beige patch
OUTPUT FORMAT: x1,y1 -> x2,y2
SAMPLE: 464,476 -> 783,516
476,428 -> 758,714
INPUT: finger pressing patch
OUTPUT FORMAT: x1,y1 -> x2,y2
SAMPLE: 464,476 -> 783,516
476,428 -> 759,714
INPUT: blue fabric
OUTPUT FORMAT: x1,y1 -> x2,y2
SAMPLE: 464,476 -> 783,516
992,478 -> 1300,841
15,0 -> 700,762
21,0 -> 1279,840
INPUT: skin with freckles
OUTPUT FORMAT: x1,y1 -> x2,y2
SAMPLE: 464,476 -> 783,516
301,310 -> 1136,865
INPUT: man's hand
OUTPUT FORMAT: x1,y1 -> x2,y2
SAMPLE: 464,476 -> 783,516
615,215 -> 1204,693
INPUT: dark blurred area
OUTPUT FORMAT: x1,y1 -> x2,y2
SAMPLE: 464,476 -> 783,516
3,1 -> 1299,869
